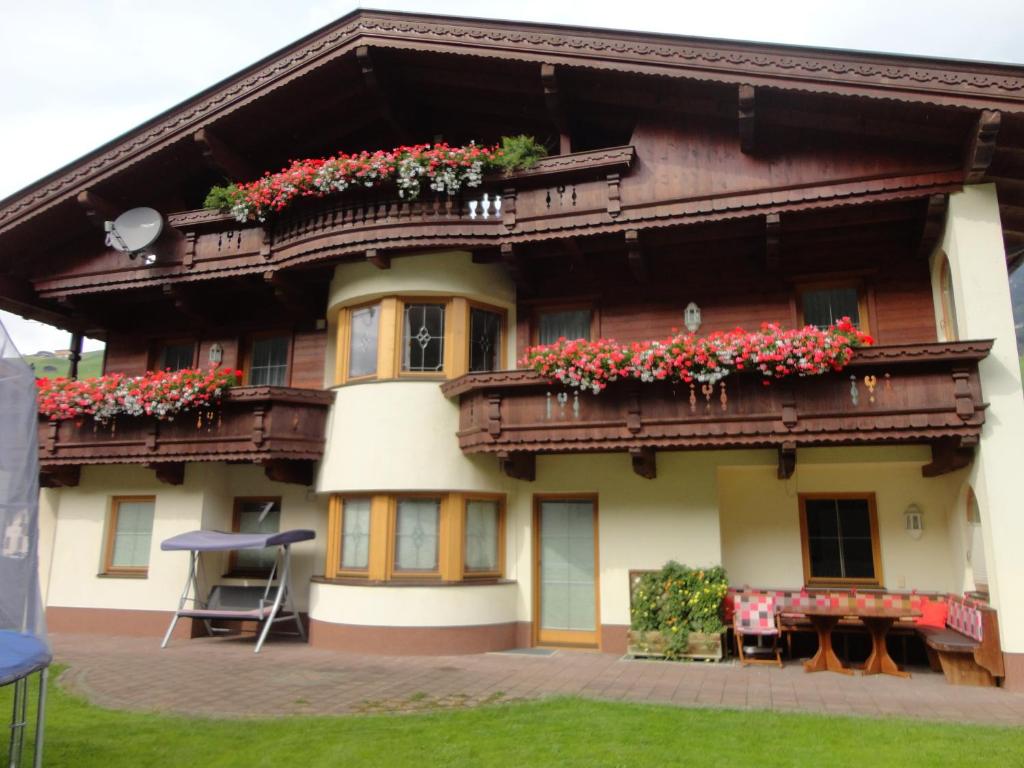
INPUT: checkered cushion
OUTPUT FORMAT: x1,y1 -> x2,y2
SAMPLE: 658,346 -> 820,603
733,594 -> 778,636
947,596 -> 984,642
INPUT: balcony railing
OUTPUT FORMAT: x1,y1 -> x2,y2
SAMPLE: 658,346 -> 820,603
441,341 -> 992,479
38,386 -> 334,487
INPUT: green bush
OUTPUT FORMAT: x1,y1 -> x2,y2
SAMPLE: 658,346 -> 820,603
492,135 -> 548,172
630,562 -> 729,659
203,184 -> 241,212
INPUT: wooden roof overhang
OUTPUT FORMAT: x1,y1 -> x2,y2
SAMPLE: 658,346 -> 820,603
2,10 -> 1024,331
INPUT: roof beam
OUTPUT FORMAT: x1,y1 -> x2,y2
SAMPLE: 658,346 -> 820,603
625,229 -> 648,283
75,189 -> 119,230
541,63 -> 572,154
500,243 -> 533,296
263,271 -> 317,318
964,110 -> 1001,183
917,194 -> 948,258
765,212 -> 781,271
192,127 -> 255,183
162,284 -> 207,327
777,442 -> 796,479
366,249 -> 391,270
356,45 -> 410,144
630,447 -> 656,479
738,84 -> 756,154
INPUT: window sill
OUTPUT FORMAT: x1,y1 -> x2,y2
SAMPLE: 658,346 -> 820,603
312,575 -> 515,587
97,571 -> 148,579
804,581 -> 882,590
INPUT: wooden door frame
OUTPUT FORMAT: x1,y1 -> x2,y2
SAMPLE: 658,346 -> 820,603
532,493 -> 601,649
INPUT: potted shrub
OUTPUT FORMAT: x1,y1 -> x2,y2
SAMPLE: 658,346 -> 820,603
628,562 -> 729,661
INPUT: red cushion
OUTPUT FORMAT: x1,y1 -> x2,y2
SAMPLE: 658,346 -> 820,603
915,599 -> 948,629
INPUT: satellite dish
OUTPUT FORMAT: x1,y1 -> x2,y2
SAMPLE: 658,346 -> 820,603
105,207 -> 164,254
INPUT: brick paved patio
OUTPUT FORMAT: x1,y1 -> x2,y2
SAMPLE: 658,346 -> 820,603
52,633 -> 1024,724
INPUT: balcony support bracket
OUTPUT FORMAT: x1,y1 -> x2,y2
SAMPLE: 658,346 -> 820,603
39,465 -> 81,489
149,462 -> 185,486
263,459 -> 314,486
922,437 -> 976,478
630,447 -> 656,479
777,441 -> 797,480
497,451 -> 535,482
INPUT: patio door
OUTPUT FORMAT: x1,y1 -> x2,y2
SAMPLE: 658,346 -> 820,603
534,497 -> 600,648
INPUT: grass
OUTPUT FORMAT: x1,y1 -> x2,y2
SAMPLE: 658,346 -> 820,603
25,349 -> 104,379
2,667 -> 1022,768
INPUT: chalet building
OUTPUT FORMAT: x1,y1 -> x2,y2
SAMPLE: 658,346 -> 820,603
3,11 -> 1024,685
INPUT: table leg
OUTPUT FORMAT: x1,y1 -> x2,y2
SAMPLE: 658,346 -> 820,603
804,616 -> 851,674
862,617 -> 910,678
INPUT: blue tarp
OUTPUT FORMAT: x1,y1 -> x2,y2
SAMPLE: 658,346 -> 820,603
0,631 -> 50,687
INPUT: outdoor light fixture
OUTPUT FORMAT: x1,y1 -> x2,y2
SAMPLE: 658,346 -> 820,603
208,343 -> 223,365
904,504 -> 924,539
684,302 -> 702,334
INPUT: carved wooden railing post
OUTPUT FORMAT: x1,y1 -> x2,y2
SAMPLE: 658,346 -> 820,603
486,394 -> 503,437
952,368 -> 975,421
502,187 -> 517,230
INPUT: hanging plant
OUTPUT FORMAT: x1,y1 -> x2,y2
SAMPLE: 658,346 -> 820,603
37,367 -> 241,424
204,136 -> 547,223
520,318 -> 873,394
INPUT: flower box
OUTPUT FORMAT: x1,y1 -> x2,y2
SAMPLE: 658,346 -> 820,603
627,630 -> 725,661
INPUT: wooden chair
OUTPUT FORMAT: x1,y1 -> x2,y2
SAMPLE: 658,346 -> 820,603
733,594 -> 783,667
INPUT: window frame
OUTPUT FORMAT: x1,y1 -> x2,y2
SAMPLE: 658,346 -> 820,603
103,495 -> 156,577
466,300 -> 508,374
152,339 -> 197,372
798,492 -> 883,588
337,300 -> 384,385
244,331 -> 293,387
531,303 -> 598,345
228,496 -> 282,577
325,492 -> 506,583
795,282 -> 871,334
396,298 -> 451,379
939,255 -> 960,342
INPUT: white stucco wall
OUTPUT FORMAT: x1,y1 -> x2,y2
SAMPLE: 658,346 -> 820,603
940,184 -> 1024,653
45,463 -> 327,614
309,581 -> 518,627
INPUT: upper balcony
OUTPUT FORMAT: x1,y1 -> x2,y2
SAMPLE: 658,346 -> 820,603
440,341 -> 992,481
38,386 -> 334,487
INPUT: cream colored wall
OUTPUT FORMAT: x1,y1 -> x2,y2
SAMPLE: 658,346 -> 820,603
45,463 -> 327,614
719,447 -> 964,593
38,488 -> 60,606
309,581 -> 518,627
940,184 -> 1024,652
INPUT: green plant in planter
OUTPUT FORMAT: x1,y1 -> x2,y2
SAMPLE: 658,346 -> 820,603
630,561 -> 729,659
492,134 -> 548,172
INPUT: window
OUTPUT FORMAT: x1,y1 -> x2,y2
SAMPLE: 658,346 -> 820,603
339,497 -> 372,572
402,303 -> 446,372
799,494 -> 881,586
348,304 -> 380,378
939,256 -> 960,341
464,498 -> 503,576
469,307 -> 502,373
248,335 -> 290,386
394,497 -> 441,573
157,341 -> 195,371
105,496 -> 155,575
334,298 -> 506,384
799,285 -> 867,331
325,493 -> 505,582
230,498 -> 281,574
538,308 -> 592,344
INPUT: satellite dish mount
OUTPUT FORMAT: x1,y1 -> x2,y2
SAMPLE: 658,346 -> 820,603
105,207 -> 164,265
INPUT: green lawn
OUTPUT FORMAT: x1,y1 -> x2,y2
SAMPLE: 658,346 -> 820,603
2,667 -> 1022,768
26,349 -> 104,379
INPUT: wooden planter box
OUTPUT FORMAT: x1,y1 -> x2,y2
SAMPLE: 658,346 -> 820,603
627,630 -> 725,661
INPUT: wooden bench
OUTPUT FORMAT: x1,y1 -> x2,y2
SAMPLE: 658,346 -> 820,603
917,595 -> 1003,687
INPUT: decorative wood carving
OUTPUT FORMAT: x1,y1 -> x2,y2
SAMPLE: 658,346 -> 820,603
777,441 -> 796,479
259,227 -> 273,260
917,194 -> 948,258
738,84 -> 756,154
486,394 -> 502,437
630,447 -> 656,479
921,437 -> 975,477
39,465 -> 80,489
625,384 -> 642,434
625,229 -> 648,283
501,187 -> 517,230
182,231 -> 198,270
75,190 -> 119,230
951,368 -> 975,421
263,459 -> 314,486
765,212 -> 781,271
149,462 -> 185,486
497,451 -> 535,481
606,172 -> 622,218
192,127 -> 255,182
541,63 -> 571,155
964,110 -> 1001,184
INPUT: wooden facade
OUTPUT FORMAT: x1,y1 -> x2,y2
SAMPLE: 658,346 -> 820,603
0,10 -> 1022,481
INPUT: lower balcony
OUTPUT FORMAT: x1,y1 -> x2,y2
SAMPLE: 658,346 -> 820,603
38,386 -> 334,487
441,341 -> 992,481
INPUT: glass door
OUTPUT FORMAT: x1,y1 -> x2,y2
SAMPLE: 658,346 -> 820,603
535,498 -> 599,647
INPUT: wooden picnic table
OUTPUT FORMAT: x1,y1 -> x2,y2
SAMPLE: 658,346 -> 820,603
801,604 -> 920,678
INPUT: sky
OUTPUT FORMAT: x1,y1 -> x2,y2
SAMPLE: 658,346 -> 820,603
1,0 -> 1022,357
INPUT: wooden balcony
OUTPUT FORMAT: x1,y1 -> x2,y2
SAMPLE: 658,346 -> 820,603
38,386 -> 334,487
440,341 -> 992,480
